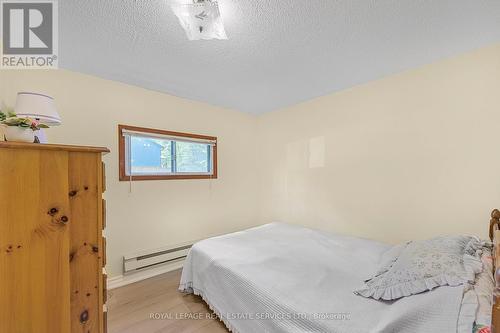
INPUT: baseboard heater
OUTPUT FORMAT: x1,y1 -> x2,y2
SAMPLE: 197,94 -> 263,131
123,241 -> 193,274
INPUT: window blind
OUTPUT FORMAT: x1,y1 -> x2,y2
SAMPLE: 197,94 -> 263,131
121,129 -> 216,146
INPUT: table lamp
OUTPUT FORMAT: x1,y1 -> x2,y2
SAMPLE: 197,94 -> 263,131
14,92 -> 61,143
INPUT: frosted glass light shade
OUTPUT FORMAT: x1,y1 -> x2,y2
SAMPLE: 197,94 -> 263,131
172,0 -> 227,40
14,92 -> 61,125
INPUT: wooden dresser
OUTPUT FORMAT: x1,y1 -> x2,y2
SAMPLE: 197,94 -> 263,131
0,142 -> 109,333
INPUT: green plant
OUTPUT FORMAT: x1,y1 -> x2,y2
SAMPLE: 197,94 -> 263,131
0,111 -> 49,131
0,107 -> 16,122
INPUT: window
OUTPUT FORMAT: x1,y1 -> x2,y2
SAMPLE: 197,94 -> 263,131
119,125 -> 217,180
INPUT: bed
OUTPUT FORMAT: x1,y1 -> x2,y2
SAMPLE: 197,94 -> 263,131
179,210 -> 500,333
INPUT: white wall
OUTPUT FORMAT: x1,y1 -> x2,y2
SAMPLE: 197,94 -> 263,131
256,44 -> 500,243
0,70 -> 259,277
2,44 -> 499,277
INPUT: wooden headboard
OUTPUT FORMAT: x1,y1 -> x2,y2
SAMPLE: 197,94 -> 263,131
490,209 -> 500,333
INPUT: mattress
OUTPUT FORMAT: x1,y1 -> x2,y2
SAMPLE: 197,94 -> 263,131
179,223 -> 476,333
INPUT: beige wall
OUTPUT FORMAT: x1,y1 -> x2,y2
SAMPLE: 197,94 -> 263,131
1,44 -> 499,276
0,70 -> 259,277
256,44 -> 500,243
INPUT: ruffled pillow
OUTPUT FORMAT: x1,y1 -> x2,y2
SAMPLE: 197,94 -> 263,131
473,245 -> 494,329
368,241 -> 410,279
354,236 -> 486,300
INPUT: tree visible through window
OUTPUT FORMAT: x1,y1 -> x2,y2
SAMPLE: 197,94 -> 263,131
176,141 -> 210,173
119,125 -> 217,180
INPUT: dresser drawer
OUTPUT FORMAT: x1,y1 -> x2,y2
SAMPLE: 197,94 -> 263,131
102,199 -> 106,230
101,162 -> 106,193
102,236 -> 107,267
102,271 -> 108,304
103,305 -> 108,333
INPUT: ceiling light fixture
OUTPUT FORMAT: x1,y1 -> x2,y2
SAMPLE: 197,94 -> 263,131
171,0 -> 227,40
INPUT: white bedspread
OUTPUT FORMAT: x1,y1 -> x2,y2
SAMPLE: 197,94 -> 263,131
179,223 -> 469,333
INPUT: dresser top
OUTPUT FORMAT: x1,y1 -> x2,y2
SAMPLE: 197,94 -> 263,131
0,141 -> 110,153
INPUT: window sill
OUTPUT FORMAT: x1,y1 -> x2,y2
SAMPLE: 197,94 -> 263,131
119,174 -> 218,181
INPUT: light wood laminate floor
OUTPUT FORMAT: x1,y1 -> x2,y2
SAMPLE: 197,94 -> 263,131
107,269 -> 229,333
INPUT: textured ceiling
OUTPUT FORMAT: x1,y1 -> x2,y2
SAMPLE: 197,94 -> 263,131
60,0 -> 500,114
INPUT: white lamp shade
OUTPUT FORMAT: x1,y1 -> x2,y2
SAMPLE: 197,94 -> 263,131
14,92 -> 61,125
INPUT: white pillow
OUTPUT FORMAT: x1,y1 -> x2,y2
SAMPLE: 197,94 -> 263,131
355,236 -> 485,300
473,246 -> 494,329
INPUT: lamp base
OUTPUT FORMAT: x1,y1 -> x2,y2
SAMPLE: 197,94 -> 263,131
34,129 -> 48,143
